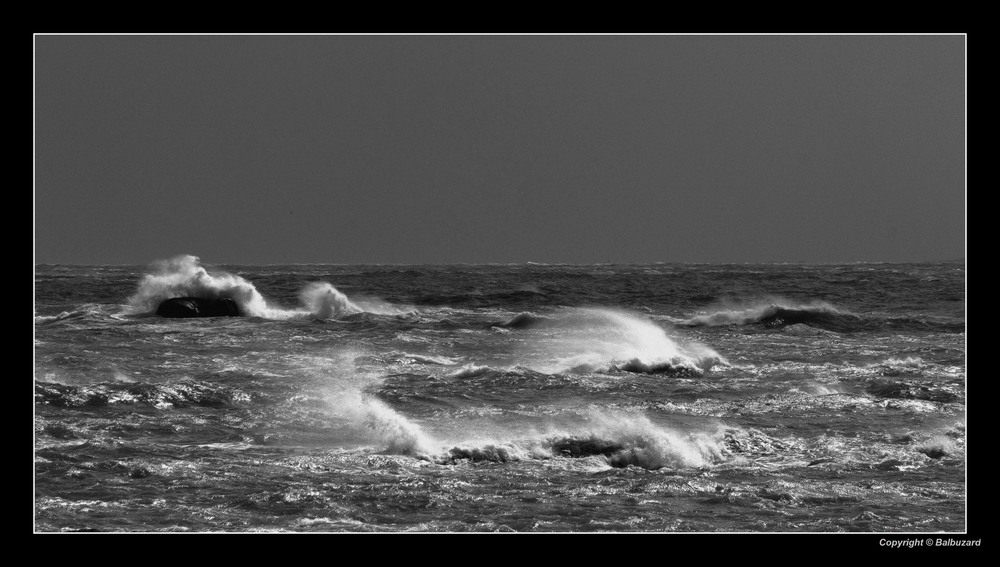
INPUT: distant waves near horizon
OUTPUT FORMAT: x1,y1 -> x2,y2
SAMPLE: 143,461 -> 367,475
34,256 -> 966,532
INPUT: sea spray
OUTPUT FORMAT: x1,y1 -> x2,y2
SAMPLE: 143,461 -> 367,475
434,409 -> 727,469
299,282 -> 362,319
128,255 -> 271,317
525,308 -> 725,374
313,353 -> 437,455
35,260 -> 968,532
357,392 -> 436,455
550,410 -> 726,469
129,255 -> 391,320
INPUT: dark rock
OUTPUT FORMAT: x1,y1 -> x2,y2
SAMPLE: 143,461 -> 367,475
157,297 -> 240,318
128,467 -> 151,478
918,447 -> 948,459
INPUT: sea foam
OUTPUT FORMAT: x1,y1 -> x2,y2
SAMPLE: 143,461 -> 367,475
434,410 -> 727,469
527,308 -> 725,375
546,410 -> 726,469
300,352 -> 439,456
128,255 -> 389,320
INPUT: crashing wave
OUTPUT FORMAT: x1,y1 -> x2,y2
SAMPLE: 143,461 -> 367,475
433,411 -> 726,470
528,308 -> 726,375
127,255 -> 400,321
610,355 -> 724,375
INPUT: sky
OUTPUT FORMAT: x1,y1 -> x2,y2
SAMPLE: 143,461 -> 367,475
33,34 -> 966,265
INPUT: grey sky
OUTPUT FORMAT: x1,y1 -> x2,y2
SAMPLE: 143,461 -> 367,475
34,34 -> 965,265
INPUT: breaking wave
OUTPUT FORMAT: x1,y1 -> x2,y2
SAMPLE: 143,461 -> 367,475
678,300 -> 847,329
677,298 -> 963,333
127,255 -> 401,320
433,411 -> 727,470
526,308 -> 726,375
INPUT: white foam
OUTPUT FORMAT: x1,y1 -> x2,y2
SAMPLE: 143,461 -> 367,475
128,255 -> 402,321
526,308 -> 725,374
433,409 -> 727,469
310,352 -> 437,456
396,353 -> 457,366
882,356 -> 926,368
566,409 -> 726,468
447,364 -> 492,379
298,282 -> 362,319
128,255 -> 271,317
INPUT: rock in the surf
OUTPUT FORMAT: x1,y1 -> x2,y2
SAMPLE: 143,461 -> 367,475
156,297 -> 241,318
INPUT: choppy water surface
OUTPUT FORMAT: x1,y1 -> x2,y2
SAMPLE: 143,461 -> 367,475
34,257 -> 966,532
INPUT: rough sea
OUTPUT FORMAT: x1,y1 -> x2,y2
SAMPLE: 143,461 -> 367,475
33,255 -> 967,533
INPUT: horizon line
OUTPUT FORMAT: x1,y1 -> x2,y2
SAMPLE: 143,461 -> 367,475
34,258 -> 967,268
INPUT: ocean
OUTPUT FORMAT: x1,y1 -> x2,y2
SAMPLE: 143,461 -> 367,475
33,255 -> 967,533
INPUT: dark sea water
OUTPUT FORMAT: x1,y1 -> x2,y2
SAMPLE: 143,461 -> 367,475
33,256 -> 967,533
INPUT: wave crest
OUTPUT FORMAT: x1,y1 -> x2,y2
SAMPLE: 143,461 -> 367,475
434,411 -> 726,470
680,299 -> 844,328
555,412 -> 726,469
128,255 -> 270,317
127,255 -> 402,320
531,308 -> 726,375
299,282 -> 362,318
